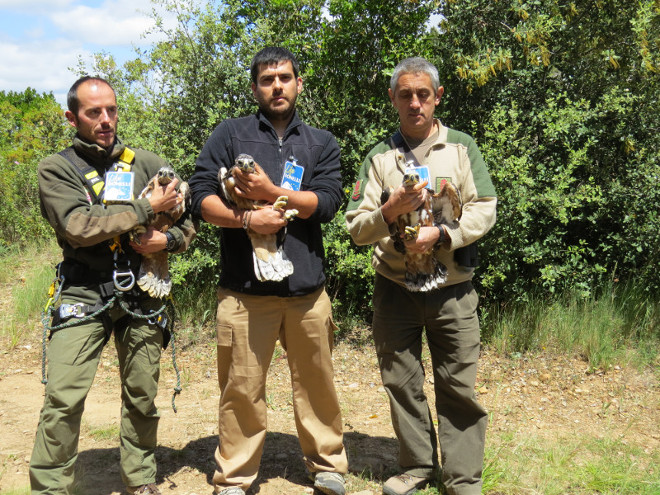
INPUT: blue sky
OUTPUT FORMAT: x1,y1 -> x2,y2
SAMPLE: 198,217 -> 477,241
0,0 -> 175,106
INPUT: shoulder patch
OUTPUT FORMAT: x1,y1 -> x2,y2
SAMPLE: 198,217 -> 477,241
435,177 -> 452,191
351,179 -> 363,200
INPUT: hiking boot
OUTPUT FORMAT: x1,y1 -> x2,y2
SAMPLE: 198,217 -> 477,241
382,473 -> 430,495
126,484 -> 161,495
313,471 -> 346,495
217,487 -> 246,495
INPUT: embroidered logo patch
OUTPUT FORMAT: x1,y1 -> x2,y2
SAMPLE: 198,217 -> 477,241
436,177 -> 452,192
351,180 -> 362,200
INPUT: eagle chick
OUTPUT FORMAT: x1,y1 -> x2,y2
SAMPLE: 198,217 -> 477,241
132,166 -> 189,298
219,153 -> 299,282
382,158 -> 462,292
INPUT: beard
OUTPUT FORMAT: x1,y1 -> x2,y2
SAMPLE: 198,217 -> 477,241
257,94 -> 298,123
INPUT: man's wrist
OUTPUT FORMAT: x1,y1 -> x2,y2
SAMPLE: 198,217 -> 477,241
433,224 -> 448,249
242,210 -> 253,230
165,231 -> 176,252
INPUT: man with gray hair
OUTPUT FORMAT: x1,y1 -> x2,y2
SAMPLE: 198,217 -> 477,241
346,57 -> 497,495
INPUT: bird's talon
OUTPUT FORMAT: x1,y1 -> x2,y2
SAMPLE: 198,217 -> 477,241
273,196 -> 289,210
284,209 -> 299,221
404,225 -> 420,241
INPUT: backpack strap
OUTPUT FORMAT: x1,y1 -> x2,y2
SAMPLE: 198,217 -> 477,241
59,147 -> 104,202
58,146 -> 136,203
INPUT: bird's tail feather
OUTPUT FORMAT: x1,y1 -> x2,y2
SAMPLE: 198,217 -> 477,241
404,259 -> 448,292
253,246 -> 294,282
137,254 -> 172,298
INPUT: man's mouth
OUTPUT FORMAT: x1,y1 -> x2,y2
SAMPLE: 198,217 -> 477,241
97,130 -> 114,141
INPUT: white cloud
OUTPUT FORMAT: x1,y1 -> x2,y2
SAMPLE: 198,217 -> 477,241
0,0 -> 72,9
0,38 -> 91,103
50,0 -> 163,46
0,0 -> 180,105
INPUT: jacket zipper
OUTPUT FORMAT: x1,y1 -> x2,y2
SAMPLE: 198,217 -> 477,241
277,136 -> 284,184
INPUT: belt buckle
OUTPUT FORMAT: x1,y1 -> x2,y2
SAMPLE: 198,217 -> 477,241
59,303 -> 85,319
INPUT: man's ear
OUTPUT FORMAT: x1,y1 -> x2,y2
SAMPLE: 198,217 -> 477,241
388,88 -> 395,105
435,86 -> 445,105
65,110 -> 77,128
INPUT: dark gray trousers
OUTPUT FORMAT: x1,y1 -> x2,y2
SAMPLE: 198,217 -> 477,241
372,275 -> 487,495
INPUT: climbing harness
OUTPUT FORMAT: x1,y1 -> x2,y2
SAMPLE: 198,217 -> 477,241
40,262 -> 183,412
109,238 -> 136,291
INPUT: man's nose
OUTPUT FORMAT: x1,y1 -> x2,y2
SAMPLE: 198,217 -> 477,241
410,94 -> 421,108
273,76 -> 283,91
100,109 -> 112,123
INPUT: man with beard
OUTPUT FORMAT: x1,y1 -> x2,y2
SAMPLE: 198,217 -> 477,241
30,76 -> 195,495
189,47 -> 347,495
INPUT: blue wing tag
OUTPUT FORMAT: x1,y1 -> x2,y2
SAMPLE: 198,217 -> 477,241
404,165 -> 431,189
281,158 -> 304,191
103,171 -> 134,202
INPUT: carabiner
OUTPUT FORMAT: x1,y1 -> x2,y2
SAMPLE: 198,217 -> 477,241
113,269 -> 136,292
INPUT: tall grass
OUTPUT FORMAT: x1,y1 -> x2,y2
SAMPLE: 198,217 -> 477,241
169,279 -> 217,348
3,242 -> 658,372
482,280 -> 659,370
0,241 -> 60,348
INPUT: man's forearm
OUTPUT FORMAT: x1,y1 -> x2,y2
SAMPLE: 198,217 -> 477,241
200,195 -> 245,228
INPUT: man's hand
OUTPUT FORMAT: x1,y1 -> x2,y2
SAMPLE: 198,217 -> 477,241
404,225 -> 439,254
148,178 -> 182,213
248,207 -> 288,235
381,180 -> 429,224
233,163 -> 278,202
130,227 -> 167,254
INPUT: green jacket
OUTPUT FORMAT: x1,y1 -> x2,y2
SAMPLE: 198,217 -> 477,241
38,135 -> 195,277
346,120 -> 497,288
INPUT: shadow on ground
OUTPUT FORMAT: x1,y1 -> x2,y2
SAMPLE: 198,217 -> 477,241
74,430 -> 399,494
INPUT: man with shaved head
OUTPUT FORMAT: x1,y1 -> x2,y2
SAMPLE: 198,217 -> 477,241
30,76 -> 195,495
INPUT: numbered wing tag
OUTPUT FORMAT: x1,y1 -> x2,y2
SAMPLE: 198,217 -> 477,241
103,171 -> 134,203
404,165 -> 431,189
281,159 -> 304,191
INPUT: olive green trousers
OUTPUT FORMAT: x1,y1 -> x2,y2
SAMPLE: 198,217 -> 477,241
372,275 -> 487,495
29,287 -> 163,494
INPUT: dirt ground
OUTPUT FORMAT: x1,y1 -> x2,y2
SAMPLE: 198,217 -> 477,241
1,321 -> 658,495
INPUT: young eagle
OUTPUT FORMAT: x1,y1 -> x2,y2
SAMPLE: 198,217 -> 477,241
131,166 -> 189,298
218,153 -> 299,282
381,157 -> 462,292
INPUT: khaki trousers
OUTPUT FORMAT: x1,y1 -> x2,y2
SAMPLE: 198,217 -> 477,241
29,286 -> 163,494
213,286 -> 347,491
372,275 -> 487,495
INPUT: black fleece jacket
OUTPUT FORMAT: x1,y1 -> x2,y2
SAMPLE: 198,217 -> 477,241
189,111 -> 343,297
